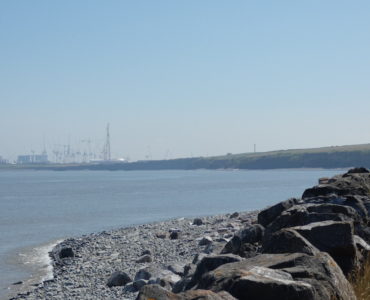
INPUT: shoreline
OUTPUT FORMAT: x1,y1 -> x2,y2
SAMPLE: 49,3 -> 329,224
9,210 -> 259,300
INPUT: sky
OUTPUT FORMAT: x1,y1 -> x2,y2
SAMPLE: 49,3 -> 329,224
1,1 -> 370,162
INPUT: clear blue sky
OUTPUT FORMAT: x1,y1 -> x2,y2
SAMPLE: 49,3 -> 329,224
1,1 -> 370,161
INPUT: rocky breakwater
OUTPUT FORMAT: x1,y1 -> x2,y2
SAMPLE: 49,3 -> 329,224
12,168 -> 370,300
137,168 -> 370,300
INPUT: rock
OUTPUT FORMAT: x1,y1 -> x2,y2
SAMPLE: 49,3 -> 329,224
291,220 -> 359,275
229,212 -> 239,218
123,282 -> 137,293
170,231 -> 180,240
302,172 -> 370,199
159,273 -> 181,290
59,247 -> 74,259
168,264 -> 185,276
263,203 -> 358,238
193,218 -> 203,226
137,284 -> 236,300
141,249 -> 152,256
135,268 -> 153,281
199,236 -> 213,246
12,281 -> 23,285
136,254 -> 152,263
354,234 -> 370,252
346,167 -> 369,174
192,253 -> 207,264
136,284 -> 174,300
221,224 -> 264,256
107,271 -> 132,287
258,198 -> 301,227
133,279 -> 148,291
156,232 -> 167,239
186,254 -> 243,290
197,252 -> 356,300
203,241 -> 226,255
262,228 -> 319,256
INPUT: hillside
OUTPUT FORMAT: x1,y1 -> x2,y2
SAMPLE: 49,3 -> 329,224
16,143 -> 370,171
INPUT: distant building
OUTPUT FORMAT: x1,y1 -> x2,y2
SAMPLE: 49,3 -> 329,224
0,156 -> 8,164
17,152 -> 49,164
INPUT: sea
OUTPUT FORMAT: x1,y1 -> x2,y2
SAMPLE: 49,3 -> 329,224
0,168 -> 345,299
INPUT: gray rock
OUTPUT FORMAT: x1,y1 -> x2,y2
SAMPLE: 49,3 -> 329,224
137,284 -> 237,300
135,268 -> 152,281
168,264 -> 185,276
258,198 -> 301,227
199,236 -> 213,246
59,247 -> 74,259
187,254 -> 243,290
197,252 -> 356,300
107,271 -> 132,287
136,254 -> 153,263
262,228 -> 319,256
193,218 -> 203,226
133,279 -> 148,291
291,220 -> 359,275
229,212 -> 239,218
221,224 -> 264,256
170,231 -> 180,240
141,249 -> 152,256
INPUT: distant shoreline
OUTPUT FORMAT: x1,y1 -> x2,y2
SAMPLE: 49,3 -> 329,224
2,143 -> 370,171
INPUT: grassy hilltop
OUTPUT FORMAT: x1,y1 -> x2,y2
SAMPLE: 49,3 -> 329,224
11,143 -> 369,171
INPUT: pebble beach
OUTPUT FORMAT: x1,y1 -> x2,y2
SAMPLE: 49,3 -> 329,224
10,210 -> 259,300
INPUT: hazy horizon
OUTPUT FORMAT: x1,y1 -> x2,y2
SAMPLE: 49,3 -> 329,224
1,1 -> 370,162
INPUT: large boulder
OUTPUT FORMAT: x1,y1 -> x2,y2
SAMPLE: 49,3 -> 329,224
262,228 -> 319,256
186,254 -> 243,290
221,224 -> 264,256
137,284 -> 236,300
196,252 -> 356,300
302,171 -> 370,199
290,220 -> 359,275
263,203 -> 358,239
258,198 -> 301,227
107,271 -> 132,287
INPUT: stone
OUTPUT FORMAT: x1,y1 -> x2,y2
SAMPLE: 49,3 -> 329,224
136,254 -> 152,263
302,172 -> 370,199
263,203 -> 357,238
141,249 -> 152,256
168,264 -> 185,276
107,271 -> 132,287
193,218 -> 203,226
197,252 -> 356,300
137,284 -> 236,300
346,167 -> 370,174
59,247 -> 74,259
135,268 -> 152,281
258,198 -> 301,227
229,212 -> 239,218
262,228 -> 319,256
156,232 -> 167,239
221,224 -> 264,255
133,279 -> 148,291
199,236 -> 213,246
291,220 -> 359,275
186,254 -> 243,290
170,231 -> 180,240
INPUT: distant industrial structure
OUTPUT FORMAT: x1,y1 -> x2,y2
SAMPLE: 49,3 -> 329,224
102,123 -> 111,161
15,123 -> 117,165
17,151 -> 49,164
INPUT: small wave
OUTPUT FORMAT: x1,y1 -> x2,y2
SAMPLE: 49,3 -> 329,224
18,239 -> 64,281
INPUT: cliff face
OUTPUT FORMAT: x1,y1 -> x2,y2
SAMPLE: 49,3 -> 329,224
138,168 -> 370,300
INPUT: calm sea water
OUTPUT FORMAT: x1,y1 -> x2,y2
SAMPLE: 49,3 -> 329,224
0,169 -> 345,299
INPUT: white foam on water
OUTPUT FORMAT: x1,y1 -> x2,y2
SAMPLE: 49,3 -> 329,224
19,239 -> 64,281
